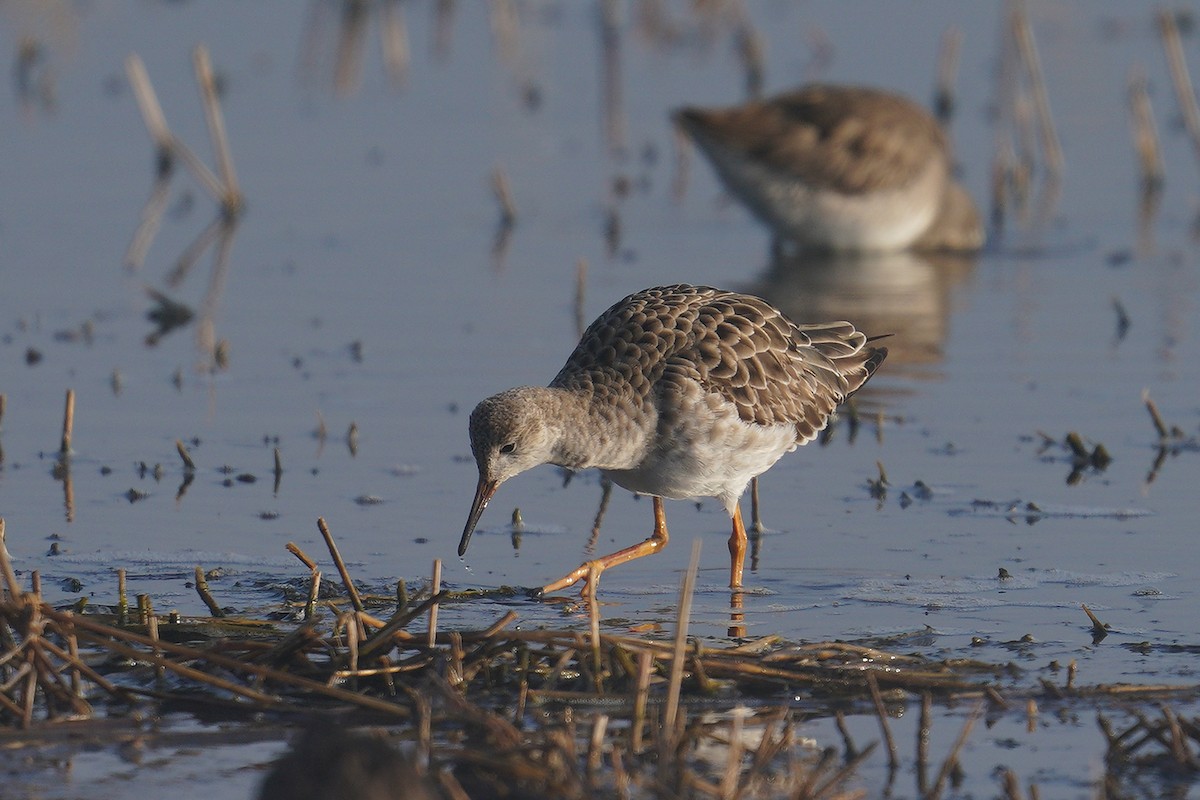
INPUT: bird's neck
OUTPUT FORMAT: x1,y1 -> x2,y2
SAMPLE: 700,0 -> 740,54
532,386 -> 650,471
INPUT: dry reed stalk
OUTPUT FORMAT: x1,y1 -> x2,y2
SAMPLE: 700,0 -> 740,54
0,520 -> 19,599
136,594 -> 152,626
304,569 -> 321,620
125,173 -> 170,270
1159,10 -> 1200,169
0,393 -> 6,428
341,610 -> 360,677
286,542 -> 319,572
192,45 -> 242,214
193,566 -> 225,618
26,638 -> 92,716
125,54 -> 224,201
664,540 -> 701,738
933,27 -> 963,123
45,608 -> 411,717
917,691 -> 932,793
599,0 -> 626,154
1143,390 -> 1169,439
927,702 -> 984,800
1128,66 -> 1165,189
866,671 -> 899,770
574,258 -> 588,340
379,0 -> 411,87
59,389 -> 75,455
587,563 -> 602,689
586,713 -> 608,788
65,627 -> 82,697
631,649 -> 652,752
718,710 -> 745,799
124,54 -> 172,153
29,571 -> 40,598
1081,604 -> 1107,638
1010,3 -> 1063,178
272,447 -> 283,491
491,167 -> 518,226
116,568 -> 129,623
358,591 -> 448,660
316,517 -> 365,614
175,439 -> 196,471
750,476 -> 764,533
427,559 -> 441,648
735,20 -> 765,100
1002,769 -> 1024,800
671,120 -> 692,204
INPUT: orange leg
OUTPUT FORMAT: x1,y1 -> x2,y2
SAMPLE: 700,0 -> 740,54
728,504 -> 747,589
540,496 -> 670,596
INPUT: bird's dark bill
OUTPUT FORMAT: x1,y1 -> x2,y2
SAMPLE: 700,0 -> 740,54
459,477 -> 499,556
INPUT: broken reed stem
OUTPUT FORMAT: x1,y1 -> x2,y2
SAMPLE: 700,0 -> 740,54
663,539 -> 701,737
147,613 -> 163,682
928,702 -> 985,800
379,1 -> 411,86
0,519 -> 19,600
574,258 -> 588,340
587,563 -> 602,690
0,393 -> 6,429
286,542 -> 318,572
866,671 -> 899,770
117,568 -> 129,625
303,569 -> 321,621
750,475 -> 764,533
1142,390 -> 1169,439
933,26 -> 963,123
427,559 -> 441,648
125,53 -> 224,201
917,691 -> 932,794
357,591 -> 450,660
491,166 -> 517,226
631,650 -> 652,752
46,607 -> 411,717
60,389 -> 75,455
316,517 -> 364,614
193,566 -> 224,618
1081,603 -> 1107,636
1159,10 -> 1200,170
193,45 -> 242,214
1128,66 -> 1165,189
735,20 -> 765,100
1011,4 -> 1064,178
124,54 -> 172,152
175,439 -> 196,471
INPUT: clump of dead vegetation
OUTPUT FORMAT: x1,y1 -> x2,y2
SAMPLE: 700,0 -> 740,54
2,516 -> 1197,799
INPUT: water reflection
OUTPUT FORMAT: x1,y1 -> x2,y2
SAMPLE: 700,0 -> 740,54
746,249 -> 977,381
298,0 -> 412,95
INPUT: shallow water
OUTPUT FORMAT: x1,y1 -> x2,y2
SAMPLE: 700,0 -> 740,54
2,1 -> 1199,797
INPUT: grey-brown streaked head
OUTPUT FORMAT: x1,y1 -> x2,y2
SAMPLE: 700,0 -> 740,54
459,387 -> 557,556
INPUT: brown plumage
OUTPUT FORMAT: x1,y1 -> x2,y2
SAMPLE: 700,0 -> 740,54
459,284 -> 887,594
674,84 -> 984,252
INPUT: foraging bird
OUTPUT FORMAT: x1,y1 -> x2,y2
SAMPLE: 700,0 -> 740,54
674,84 -> 983,253
459,284 -> 887,594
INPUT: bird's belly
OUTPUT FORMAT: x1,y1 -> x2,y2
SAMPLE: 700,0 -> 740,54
602,417 -> 797,509
707,147 -> 944,251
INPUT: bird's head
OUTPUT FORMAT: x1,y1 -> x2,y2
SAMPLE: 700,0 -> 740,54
458,388 -> 557,556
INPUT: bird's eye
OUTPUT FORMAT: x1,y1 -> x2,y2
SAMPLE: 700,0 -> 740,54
499,442 -> 516,455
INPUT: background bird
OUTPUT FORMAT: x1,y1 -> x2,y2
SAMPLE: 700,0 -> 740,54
674,84 -> 984,253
